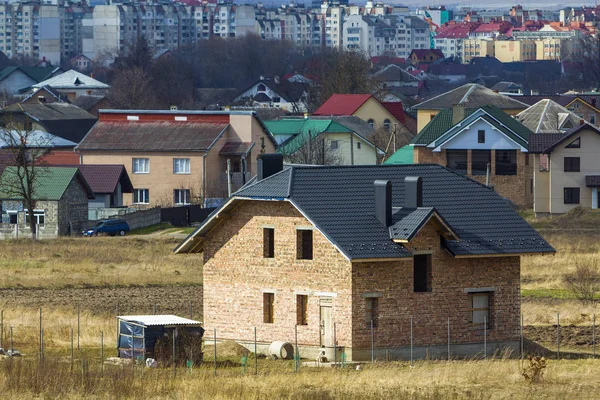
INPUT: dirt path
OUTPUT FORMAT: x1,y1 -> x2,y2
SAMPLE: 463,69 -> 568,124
0,285 -> 203,318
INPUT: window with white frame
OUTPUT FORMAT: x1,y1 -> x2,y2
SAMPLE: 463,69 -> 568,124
173,158 -> 190,174
25,209 -> 45,226
132,158 -> 149,174
469,292 -> 491,329
173,189 -> 190,205
133,189 -> 150,204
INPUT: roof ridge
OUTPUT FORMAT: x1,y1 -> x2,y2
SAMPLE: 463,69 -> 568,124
536,99 -> 551,133
459,83 -> 478,104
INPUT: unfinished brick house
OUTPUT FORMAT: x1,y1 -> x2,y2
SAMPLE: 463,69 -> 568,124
409,104 -> 534,207
175,155 -> 554,361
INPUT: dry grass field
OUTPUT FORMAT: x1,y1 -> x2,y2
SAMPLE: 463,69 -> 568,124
0,213 -> 599,399
1,355 -> 600,399
0,237 -> 201,288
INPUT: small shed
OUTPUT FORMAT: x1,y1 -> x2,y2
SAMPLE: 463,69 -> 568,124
117,315 -> 204,362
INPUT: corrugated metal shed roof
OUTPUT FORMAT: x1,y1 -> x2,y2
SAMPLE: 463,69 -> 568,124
414,83 -> 528,110
118,315 -> 201,326
77,121 -> 228,151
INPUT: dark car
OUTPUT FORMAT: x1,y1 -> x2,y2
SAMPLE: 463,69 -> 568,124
83,219 -> 130,237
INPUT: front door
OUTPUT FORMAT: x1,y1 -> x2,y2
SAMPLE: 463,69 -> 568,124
320,301 -> 333,347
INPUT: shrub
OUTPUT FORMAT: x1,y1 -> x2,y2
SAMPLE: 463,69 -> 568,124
522,355 -> 547,383
564,259 -> 600,304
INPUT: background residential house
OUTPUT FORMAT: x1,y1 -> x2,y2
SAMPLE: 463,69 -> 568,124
0,166 -> 93,238
264,118 -> 378,165
408,105 -> 534,206
175,160 -> 554,360
0,66 -> 63,95
76,109 -> 277,206
55,164 -> 133,220
0,129 -> 78,165
1,102 -> 97,143
515,99 -> 581,133
529,124 -> 600,214
30,70 -> 110,100
413,84 -> 528,133
232,76 -> 308,112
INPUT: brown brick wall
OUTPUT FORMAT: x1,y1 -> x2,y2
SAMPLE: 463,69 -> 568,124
351,222 -> 520,350
202,201 -> 353,348
414,147 -> 533,207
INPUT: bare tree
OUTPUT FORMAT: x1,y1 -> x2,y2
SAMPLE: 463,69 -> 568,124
0,116 -> 50,240
108,67 -> 159,109
370,124 -> 414,163
305,49 -> 375,111
281,134 -> 344,166
576,35 -> 600,90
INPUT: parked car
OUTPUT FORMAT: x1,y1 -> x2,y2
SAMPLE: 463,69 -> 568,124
83,219 -> 130,237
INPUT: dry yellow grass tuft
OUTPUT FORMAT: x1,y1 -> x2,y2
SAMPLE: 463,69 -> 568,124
0,237 -> 202,288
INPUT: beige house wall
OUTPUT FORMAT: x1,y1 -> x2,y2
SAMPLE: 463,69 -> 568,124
495,40 -> 536,62
545,128 -> 600,214
81,151 -> 207,207
353,97 -> 401,130
567,99 -> 600,126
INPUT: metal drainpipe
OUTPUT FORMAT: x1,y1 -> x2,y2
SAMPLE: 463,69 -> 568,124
202,152 -> 208,206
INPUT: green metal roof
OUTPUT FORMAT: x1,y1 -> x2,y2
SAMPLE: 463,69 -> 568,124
0,166 -> 79,201
264,119 -> 353,155
0,66 -> 58,83
411,106 -> 532,148
383,145 -> 414,165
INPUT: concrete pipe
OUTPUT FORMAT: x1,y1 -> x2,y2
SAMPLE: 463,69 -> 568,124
268,341 -> 294,360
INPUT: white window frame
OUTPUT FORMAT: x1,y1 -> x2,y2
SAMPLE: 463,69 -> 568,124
24,209 -> 45,226
133,189 -> 150,204
174,189 -> 190,205
132,158 -> 149,174
173,158 -> 190,174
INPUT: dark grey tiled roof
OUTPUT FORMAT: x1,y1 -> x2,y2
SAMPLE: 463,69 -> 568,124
527,133 -> 568,153
389,207 -> 435,241
231,164 -> 554,259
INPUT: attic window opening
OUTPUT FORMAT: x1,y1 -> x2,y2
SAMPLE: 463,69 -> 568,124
367,119 -> 375,128
257,83 -> 266,92
383,119 -> 391,131
565,137 -> 580,148
413,254 -> 432,293
477,130 -> 485,143
296,229 -> 313,260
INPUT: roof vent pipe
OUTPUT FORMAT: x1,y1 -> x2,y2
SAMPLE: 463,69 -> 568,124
374,180 -> 392,227
405,176 -> 423,208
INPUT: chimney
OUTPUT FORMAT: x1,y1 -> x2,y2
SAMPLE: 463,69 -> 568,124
452,104 -> 465,125
580,119 -> 585,126
405,176 -> 423,208
256,153 -> 284,181
374,180 -> 392,227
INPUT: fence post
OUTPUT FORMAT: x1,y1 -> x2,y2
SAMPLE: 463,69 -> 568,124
173,328 -> 176,378
295,324 -> 299,373
77,304 -> 80,350
557,312 -> 560,360
39,307 -> 43,362
333,322 -> 337,367
370,319 -> 374,365
213,328 -> 217,377
153,302 -> 157,315
410,317 -> 414,368
189,301 -> 193,320
101,331 -> 104,376
70,328 -> 74,372
254,327 -> 258,375
484,316 -> 487,360
0,309 -> 3,349
594,314 -> 596,358
447,317 -> 450,362
520,313 -> 524,360
10,325 -> 13,353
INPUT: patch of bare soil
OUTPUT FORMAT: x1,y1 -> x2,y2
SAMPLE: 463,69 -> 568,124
525,325 -> 597,354
0,285 -> 203,318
